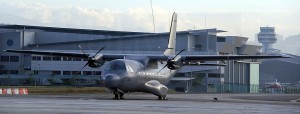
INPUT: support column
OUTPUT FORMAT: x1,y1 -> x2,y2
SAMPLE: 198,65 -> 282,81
187,35 -> 195,52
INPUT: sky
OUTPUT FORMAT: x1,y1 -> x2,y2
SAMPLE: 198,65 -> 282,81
0,0 -> 299,42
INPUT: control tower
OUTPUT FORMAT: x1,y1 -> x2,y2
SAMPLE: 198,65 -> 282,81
257,27 -> 277,53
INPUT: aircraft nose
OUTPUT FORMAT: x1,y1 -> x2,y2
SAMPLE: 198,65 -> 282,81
104,75 -> 121,88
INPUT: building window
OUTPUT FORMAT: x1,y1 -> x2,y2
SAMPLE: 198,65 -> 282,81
194,44 -> 202,51
10,56 -> 19,62
32,56 -> 41,61
52,71 -> 61,75
43,56 -> 52,61
93,71 -> 101,75
63,71 -> 71,75
52,57 -> 61,61
72,71 -> 81,75
83,71 -> 92,75
10,70 -> 19,74
63,57 -> 72,61
208,73 -> 221,78
73,58 -> 82,61
217,37 -> 226,42
33,70 -> 39,75
83,58 -> 88,61
0,70 -> 9,75
1,56 -> 9,62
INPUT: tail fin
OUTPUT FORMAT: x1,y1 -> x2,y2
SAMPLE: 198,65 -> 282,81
164,12 -> 177,55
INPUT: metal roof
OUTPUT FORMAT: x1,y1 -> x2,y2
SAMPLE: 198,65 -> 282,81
0,24 -> 151,36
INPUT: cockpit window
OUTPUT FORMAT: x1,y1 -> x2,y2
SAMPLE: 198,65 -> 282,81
104,60 -> 126,71
126,65 -> 134,72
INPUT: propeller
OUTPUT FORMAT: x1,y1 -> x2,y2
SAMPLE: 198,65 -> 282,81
79,45 -> 105,71
157,49 -> 185,73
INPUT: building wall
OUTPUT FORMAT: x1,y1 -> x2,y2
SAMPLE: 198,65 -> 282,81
35,31 -> 107,44
0,32 -> 22,72
29,33 -> 188,52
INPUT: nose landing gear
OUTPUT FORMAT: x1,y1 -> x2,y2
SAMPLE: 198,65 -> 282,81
157,95 -> 168,100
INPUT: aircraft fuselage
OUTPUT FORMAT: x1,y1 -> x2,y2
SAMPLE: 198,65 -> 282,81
102,59 -> 178,97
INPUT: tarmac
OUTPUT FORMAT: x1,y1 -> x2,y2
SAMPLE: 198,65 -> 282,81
0,93 -> 299,114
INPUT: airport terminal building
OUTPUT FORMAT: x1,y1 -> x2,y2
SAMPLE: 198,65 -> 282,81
0,25 -> 262,93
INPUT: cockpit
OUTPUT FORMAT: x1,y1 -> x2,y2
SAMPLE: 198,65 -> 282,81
104,59 -> 143,72
104,60 -> 126,71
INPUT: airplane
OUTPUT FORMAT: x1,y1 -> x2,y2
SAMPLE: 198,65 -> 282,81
4,12 -> 288,100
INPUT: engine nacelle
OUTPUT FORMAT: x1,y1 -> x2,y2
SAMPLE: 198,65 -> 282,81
88,54 -> 105,68
166,55 -> 182,70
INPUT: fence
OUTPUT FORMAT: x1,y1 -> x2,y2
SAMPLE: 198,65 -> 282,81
263,87 -> 300,94
206,84 -> 259,93
0,75 -> 103,87
192,84 -> 300,94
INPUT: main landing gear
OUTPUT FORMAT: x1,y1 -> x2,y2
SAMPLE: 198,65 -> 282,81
112,89 -> 124,100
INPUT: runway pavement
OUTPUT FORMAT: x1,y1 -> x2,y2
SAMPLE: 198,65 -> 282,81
0,93 -> 299,114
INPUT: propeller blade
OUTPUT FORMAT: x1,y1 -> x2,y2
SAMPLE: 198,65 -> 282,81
80,62 -> 89,71
78,45 -> 89,58
93,47 -> 105,57
173,49 -> 185,59
157,45 -> 168,59
157,64 -> 168,74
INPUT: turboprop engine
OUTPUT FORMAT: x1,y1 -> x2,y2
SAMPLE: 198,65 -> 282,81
79,46 -> 105,70
86,54 -> 104,68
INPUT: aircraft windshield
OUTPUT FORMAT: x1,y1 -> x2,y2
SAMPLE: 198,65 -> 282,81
104,60 -> 126,71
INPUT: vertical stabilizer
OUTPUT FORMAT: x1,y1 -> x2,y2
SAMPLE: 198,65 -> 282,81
164,12 -> 177,55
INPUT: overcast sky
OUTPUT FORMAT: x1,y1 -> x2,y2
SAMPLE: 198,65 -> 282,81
0,0 -> 299,41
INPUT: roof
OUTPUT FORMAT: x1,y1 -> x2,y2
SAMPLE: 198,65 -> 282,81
25,30 -> 192,47
0,24 -> 151,36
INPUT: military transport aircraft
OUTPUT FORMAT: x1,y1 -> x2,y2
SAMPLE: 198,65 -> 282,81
5,12 -> 287,100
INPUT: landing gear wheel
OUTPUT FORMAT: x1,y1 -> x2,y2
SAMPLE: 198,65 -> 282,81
119,92 -> 124,99
114,92 -> 120,100
113,91 -> 124,100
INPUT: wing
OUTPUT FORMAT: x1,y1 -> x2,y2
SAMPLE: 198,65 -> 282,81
147,54 -> 288,61
4,49 -> 126,60
5,49 -> 89,58
180,55 -> 289,62
4,49 -> 288,62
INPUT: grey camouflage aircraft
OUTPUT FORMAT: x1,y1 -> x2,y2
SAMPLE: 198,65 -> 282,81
5,13 -> 287,100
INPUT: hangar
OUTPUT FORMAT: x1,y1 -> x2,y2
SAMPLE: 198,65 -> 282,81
0,25 -> 262,93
